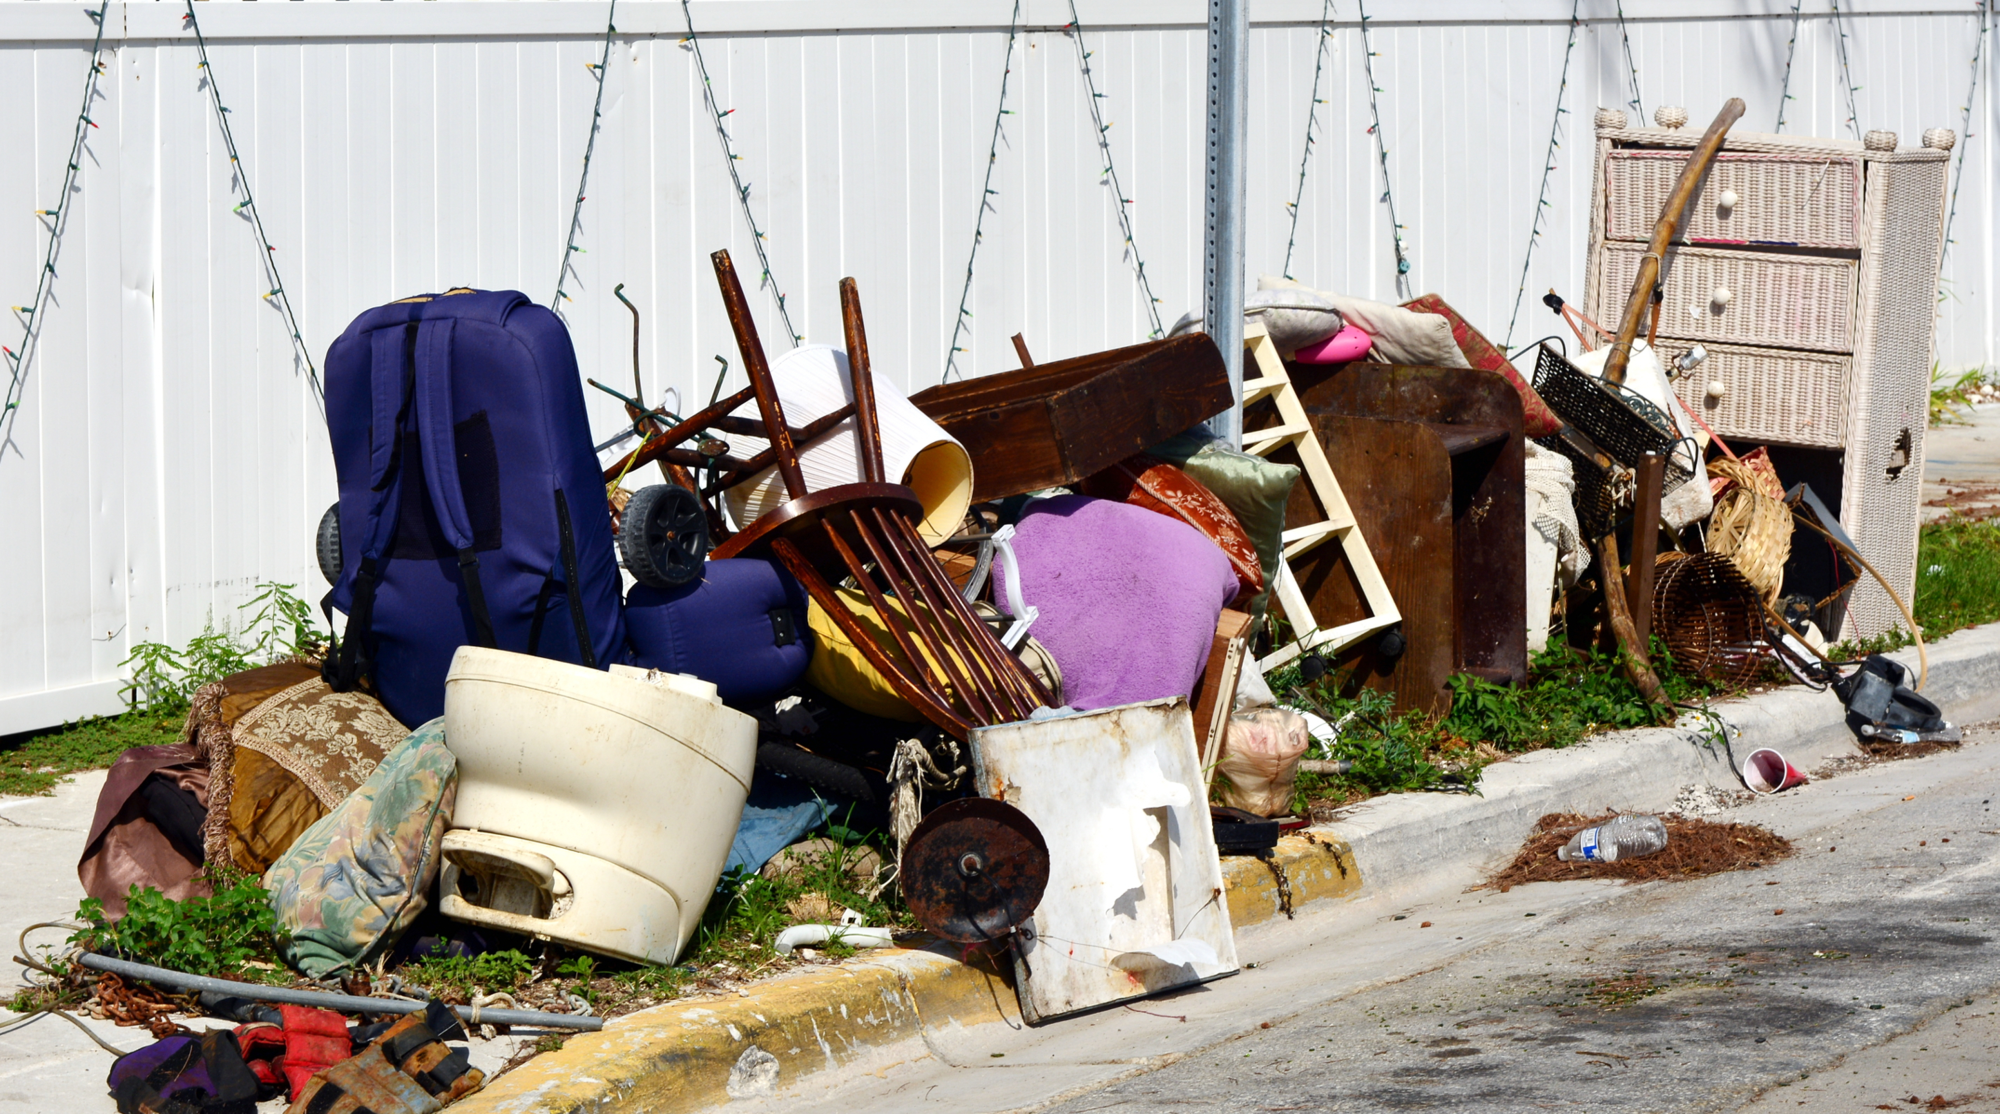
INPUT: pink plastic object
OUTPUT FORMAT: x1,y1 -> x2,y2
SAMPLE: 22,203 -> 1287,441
1291,323 -> 1372,364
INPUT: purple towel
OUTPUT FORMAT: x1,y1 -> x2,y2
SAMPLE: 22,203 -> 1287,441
1001,495 -> 1237,712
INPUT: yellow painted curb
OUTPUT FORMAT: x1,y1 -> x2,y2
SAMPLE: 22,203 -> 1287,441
1222,832 -> 1363,927
456,833 -> 1358,1113
456,944 -> 1014,1114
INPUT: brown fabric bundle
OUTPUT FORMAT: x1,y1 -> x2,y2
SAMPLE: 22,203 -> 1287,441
206,673 -> 408,875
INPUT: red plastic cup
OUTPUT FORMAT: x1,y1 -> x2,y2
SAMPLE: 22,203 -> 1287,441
1743,748 -> 1808,794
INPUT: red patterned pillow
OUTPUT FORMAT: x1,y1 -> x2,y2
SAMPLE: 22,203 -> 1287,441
1401,293 -> 1562,438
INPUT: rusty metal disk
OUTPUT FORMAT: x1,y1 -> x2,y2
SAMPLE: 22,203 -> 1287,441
901,798 -> 1050,943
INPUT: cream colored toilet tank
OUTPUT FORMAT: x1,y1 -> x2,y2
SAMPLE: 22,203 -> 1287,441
441,646 -> 758,965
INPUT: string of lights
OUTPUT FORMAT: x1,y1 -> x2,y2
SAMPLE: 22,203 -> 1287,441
1616,0 -> 1646,122
552,0 -> 619,313
681,0 -> 801,346
1064,2 -> 1164,338
1774,0 -> 1806,131
1831,0 -> 1864,139
1942,0 -> 1992,267
1356,2 -> 1412,299
942,0 -> 1024,383
1502,0 -> 1581,350
4,3 -> 111,422
1281,1 -> 1337,280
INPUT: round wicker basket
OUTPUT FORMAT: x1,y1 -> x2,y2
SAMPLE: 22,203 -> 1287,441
1706,457 -> 1791,604
1652,552 -> 1765,688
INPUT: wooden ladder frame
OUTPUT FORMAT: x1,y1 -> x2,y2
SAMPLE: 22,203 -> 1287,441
1239,322 -> 1400,669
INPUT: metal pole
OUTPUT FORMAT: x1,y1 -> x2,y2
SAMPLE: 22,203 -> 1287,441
1205,0 -> 1248,447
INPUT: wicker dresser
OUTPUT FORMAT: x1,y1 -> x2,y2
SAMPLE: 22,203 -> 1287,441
1583,109 -> 1952,640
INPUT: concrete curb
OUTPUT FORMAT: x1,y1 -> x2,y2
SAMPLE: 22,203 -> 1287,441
455,625 -> 2000,1114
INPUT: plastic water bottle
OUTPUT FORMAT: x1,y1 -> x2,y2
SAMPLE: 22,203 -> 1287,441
1557,814 -> 1668,863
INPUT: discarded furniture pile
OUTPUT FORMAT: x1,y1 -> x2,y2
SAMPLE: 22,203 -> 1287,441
49,102 -> 1969,1107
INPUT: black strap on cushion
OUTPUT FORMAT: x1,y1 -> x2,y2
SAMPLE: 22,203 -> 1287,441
455,548 -> 498,650
552,489 -> 596,670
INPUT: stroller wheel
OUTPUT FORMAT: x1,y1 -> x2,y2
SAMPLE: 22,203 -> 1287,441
620,484 -> 710,588
316,504 -> 342,586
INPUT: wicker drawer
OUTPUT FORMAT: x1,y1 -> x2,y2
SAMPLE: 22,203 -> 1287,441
1604,151 -> 1864,249
1664,340 -> 1848,449
1596,242 -> 1857,353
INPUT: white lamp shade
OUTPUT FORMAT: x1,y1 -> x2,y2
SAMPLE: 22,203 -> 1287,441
723,345 -> 973,546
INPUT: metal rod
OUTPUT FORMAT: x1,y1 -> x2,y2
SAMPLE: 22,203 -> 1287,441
614,283 -> 644,405
1204,0 -> 1247,446
76,954 -> 604,1032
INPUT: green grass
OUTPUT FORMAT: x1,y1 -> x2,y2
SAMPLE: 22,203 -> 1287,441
1912,518 -> 2000,639
1831,518 -> 2000,658
0,710 -> 184,797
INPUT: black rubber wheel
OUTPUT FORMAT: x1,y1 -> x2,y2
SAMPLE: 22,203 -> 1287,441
1376,628 -> 1407,660
619,484 -> 709,588
316,503 -> 343,586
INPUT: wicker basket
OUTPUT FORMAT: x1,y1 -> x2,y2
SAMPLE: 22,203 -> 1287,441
1706,458 -> 1793,605
1596,242 -> 1858,353
1653,552 -> 1766,688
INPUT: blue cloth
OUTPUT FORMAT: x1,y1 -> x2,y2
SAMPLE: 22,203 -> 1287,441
722,775 -> 842,878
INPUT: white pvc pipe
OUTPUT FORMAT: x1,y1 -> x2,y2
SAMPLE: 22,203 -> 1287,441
772,925 -> 894,956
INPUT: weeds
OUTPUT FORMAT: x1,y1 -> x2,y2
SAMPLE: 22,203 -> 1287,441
1911,518 -> 2000,639
397,948 -> 538,998
120,582 -> 324,713
686,820 -> 906,970
1443,641 -> 1709,753
1929,363 -> 1993,427
72,871 -> 286,978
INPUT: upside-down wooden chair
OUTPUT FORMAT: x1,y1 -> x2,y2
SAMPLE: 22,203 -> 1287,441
705,250 -> 1052,740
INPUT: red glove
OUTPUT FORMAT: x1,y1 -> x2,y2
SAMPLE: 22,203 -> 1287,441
279,1004 -> 354,1102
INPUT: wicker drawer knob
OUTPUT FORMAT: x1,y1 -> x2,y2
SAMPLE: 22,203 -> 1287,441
1717,188 -> 1739,212
1706,380 -> 1728,400
1711,286 -> 1733,308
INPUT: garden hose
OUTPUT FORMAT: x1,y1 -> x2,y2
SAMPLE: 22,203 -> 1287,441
1788,511 -> 1927,692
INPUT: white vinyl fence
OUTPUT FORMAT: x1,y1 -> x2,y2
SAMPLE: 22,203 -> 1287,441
1,0 -> 1992,733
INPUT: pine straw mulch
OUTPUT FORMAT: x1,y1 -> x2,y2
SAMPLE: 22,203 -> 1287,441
1479,812 -> 1793,893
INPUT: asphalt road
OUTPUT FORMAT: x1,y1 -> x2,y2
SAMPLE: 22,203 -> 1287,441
1043,733 -> 2000,1114
726,727 -> 2000,1114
